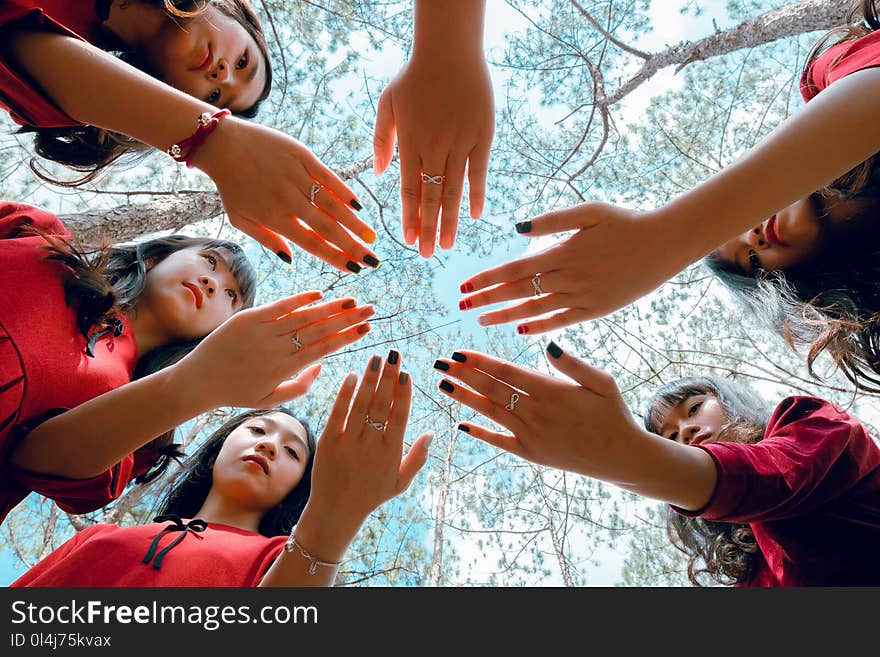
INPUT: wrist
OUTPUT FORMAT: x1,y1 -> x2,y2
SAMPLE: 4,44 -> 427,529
293,502 -> 364,564
411,0 -> 486,61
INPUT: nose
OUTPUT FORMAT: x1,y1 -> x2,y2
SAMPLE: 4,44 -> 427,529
199,275 -> 217,297
255,441 -> 276,459
209,59 -> 229,82
680,423 -> 701,445
746,224 -> 768,250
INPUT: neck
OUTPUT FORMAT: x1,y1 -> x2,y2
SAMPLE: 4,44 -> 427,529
124,305 -> 164,357
103,1 -> 168,49
195,491 -> 263,533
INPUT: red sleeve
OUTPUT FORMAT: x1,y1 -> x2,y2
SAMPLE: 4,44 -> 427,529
0,201 -> 69,239
10,524 -> 105,587
0,0 -> 85,127
801,30 -> 880,101
675,397 -> 880,524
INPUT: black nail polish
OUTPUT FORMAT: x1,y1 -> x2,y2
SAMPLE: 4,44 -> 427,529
346,261 -> 362,274
388,350 -> 400,365
350,198 -> 363,211
433,360 -> 449,371
276,250 -> 292,264
370,355 -> 381,371
451,352 -> 467,363
398,371 -> 409,384
439,380 -> 454,393
363,254 -> 380,268
515,221 -> 532,234
457,424 -> 470,433
547,341 -> 563,359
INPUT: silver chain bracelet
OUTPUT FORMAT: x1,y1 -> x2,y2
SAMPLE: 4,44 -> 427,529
284,528 -> 342,575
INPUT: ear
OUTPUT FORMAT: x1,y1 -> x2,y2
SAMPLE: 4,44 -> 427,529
145,255 -> 158,272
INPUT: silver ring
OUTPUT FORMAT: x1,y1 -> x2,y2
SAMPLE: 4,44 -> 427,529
505,393 -> 520,411
421,172 -> 445,185
364,414 -> 386,431
531,274 -> 544,296
309,184 -> 322,204
291,332 -> 304,351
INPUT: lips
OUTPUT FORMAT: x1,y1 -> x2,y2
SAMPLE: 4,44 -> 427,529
692,433 -> 713,446
182,282 -> 203,309
764,214 -> 788,247
242,454 -> 269,475
190,44 -> 213,72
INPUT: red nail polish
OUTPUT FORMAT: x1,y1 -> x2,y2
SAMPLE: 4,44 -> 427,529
460,282 -> 474,294
458,299 -> 472,311
517,325 -> 529,334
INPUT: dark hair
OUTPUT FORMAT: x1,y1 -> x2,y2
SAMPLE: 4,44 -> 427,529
154,408 -> 316,537
36,229 -> 257,483
27,0 -> 273,185
643,376 -> 770,586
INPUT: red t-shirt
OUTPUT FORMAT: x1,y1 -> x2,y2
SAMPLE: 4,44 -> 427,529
800,29 -> 880,101
11,520 -> 287,587
0,0 -> 114,127
674,396 -> 880,586
0,201 -> 145,523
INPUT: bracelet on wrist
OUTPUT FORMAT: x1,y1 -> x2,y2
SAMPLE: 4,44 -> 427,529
284,527 -> 342,575
166,109 -> 230,168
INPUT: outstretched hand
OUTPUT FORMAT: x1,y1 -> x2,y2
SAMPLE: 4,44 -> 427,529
458,202 -> 688,333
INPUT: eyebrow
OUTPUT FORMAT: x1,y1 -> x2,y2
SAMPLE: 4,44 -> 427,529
203,248 -> 243,303
221,58 -> 261,112
257,416 -> 308,452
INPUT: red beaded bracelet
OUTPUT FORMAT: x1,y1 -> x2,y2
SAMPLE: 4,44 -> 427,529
166,109 -> 231,168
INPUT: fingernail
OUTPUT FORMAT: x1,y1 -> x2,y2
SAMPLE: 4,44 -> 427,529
351,198 -> 363,211
276,250 -> 292,264
477,315 -> 491,327
433,360 -> 449,372
405,228 -> 417,244
346,261 -> 362,274
388,349 -> 400,365
361,228 -> 377,244
458,299 -> 472,311
370,355 -> 381,371
451,352 -> 466,363
424,431 -> 435,448
341,299 -> 356,309
515,221 -> 532,234
547,341 -> 563,359
398,371 -> 409,384
363,254 -> 380,268
345,372 -> 357,386
360,306 -> 374,318
439,380 -> 454,393
460,282 -> 474,294
517,325 -> 529,335
357,323 -> 371,335
457,424 -> 470,433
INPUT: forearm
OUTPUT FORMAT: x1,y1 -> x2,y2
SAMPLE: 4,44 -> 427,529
10,364 -> 212,479
411,0 -> 486,60
659,67 -> 880,264
6,29 -> 215,152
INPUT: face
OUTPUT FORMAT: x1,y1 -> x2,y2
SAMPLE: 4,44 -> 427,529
211,412 -> 310,512
137,245 -> 242,342
657,394 -> 727,446
144,5 -> 268,112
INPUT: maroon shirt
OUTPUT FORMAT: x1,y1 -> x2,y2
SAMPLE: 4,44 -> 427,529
801,28 -> 880,101
0,201 -> 149,524
675,397 -> 880,586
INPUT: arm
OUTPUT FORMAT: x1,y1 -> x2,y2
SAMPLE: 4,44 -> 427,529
11,294 -> 372,479
434,346 -> 718,511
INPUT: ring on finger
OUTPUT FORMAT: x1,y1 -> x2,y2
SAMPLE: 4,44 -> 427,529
364,414 -> 386,431
309,184 -> 322,204
505,393 -> 520,411
531,274 -> 544,296
291,332 -> 304,351
421,172 -> 445,185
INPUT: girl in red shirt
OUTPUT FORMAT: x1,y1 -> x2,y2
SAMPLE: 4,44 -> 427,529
0,200 -> 374,525
433,343 -> 880,586
455,0 -> 880,392
12,351 -> 432,587
0,1 -> 379,273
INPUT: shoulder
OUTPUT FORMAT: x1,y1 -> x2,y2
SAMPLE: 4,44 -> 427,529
0,201 -> 69,240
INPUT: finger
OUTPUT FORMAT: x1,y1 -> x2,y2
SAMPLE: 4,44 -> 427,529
303,156 -> 364,214
384,369 -> 412,453
255,290 -> 324,322
320,371 -> 359,441
288,322 -> 371,373
435,356 -> 526,409
514,205 -> 599,237
516,308 -> 596,335
372,88 -> 396,175
345,353 -> 385,437
438,152 -> 467,250
276,218 -> 363,274
395,430 -> 431,495
475,294 -> 567,327
435,350 -> 548,394
545,341 -> 618,396
297,202 -> 379,267
459,270 -> 563,311
436,378 -> 528,436
458,251 -> 547,295
457,422 -> 524,459
367,349 -> 402,432
399,141 -> 421,246
271,297 -> 359,332
467,142 -> 491,219
418,157 -> 447,258
260,363 -> 322,406
232,216 -> 292,264
311,185 -> 378,246
293,306 -> 375,345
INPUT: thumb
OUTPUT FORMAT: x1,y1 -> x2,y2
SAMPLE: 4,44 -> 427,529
260,363 -> 323,406
395,431 -> 433,495
372,88 -> 396,175
515,203 -> 603,237
545,341 -> 618,397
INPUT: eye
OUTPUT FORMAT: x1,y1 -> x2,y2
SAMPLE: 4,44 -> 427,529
225,289 -> 238,304
237,51 -> 249,69
688,401 -> 702,415
748,250 -> 761,273
202,253 -> 217,270
285,445 -> 300,461
206,89 -> 221,104
248,425 -> 266,435
668,431 -> 678,442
